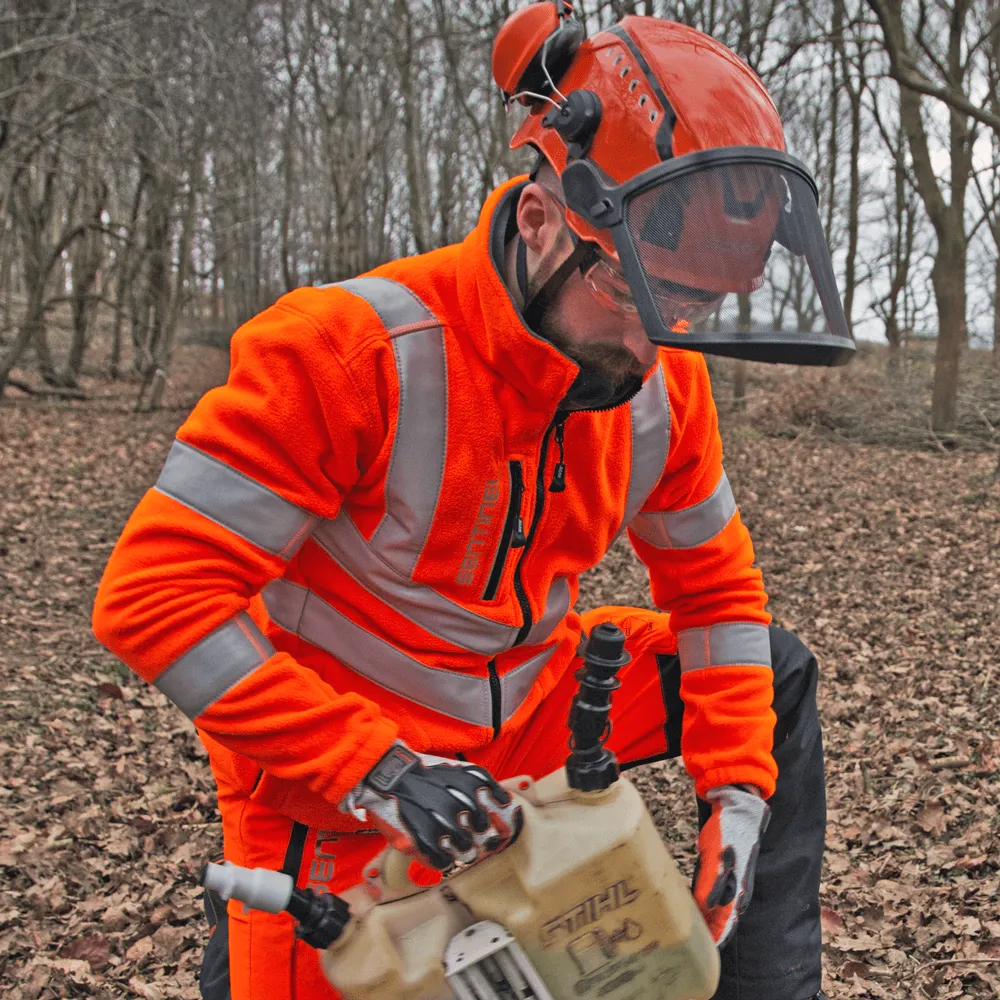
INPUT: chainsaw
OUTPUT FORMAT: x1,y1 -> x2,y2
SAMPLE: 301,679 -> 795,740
201,623 -> 720,1000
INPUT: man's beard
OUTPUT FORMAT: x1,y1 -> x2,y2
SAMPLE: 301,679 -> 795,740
526,244 -> 649,395
530,284 -> 647,391
543,323 -> 647,388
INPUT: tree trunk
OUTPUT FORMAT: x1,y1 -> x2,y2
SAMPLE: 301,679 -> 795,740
0,286 -> 45,397
886,315 -> 901,374
929,243 -> 966,432
994,238 -> 1000,365
873,0 -> 974,432
64,181 -> 108,385
395,0 -> 431,254
135,177 -> 174,379
842,82 -> 863,337
733,293 -> 751,410
156,133 -> 205,388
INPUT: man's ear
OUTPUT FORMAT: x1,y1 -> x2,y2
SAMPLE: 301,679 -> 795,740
517,183 -> 565,254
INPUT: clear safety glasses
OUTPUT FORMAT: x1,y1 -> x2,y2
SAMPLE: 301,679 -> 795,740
582,255 -> 725,333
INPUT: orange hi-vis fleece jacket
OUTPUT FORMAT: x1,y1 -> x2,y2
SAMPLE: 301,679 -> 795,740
92,177 -> 777,826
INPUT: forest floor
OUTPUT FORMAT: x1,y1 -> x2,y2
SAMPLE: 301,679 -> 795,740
0,338 -> 998,999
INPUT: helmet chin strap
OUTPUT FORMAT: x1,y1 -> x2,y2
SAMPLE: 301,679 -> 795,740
516,232 -> 599,332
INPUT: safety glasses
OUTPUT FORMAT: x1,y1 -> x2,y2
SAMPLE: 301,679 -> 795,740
583,254 -> 725,332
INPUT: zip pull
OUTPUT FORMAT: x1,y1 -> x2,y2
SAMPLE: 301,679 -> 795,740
549,415 -> 567,493
511,514 -> 527,548
511,463 -> 527,547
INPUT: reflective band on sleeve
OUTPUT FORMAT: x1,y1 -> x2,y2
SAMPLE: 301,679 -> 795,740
154,440 -> 318,559
677,622 -> 772,673
262,580 -> 554,728
630,472 -> 737,549
618,367 -> 671,537
155,612 -> 275,719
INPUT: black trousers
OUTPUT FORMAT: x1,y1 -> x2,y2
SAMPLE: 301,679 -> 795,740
648,626 -> 826,1000
201,626 -> 825,1000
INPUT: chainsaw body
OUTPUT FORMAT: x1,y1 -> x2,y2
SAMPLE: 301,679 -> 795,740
202,623 -> 721,1000
320,767 -> 719,1000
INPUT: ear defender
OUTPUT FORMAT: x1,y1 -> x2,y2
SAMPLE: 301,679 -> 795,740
492,1 -> 585,108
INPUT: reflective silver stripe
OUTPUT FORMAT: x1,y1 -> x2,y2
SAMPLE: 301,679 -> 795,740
154,440 -> 318,559
338,278 -> 448,580
262,580 -> 553,727
313,516 -> 568,656
524,577 -> 571,647
155,612 -> 275,719
619,366 -> 671,534
500,645 -> 557,723
337,276 -> 439,335
677,622 -> 772,673
313,515 -> 516,655
312,276 -> 566,656
630,472 -> 737,549
372,325 -> 447,576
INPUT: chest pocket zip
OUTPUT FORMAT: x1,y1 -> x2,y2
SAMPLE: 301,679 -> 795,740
481,460 -> 525,601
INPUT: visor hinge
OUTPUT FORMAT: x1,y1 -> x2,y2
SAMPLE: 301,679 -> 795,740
589,198 -> 613,219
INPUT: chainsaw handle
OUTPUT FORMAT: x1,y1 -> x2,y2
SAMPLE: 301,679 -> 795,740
363,774 -> 538,902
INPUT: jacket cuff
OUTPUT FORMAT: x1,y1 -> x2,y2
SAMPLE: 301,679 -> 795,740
325,718 -> 400,805
695,766 -> 777,800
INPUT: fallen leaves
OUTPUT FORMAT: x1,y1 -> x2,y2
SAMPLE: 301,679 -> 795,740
1,341 -> 998,999
581,354 -> 1000,999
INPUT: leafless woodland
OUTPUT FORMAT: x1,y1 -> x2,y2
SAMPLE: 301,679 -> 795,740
2,4 -> 1000,999
1,0 -> 999,429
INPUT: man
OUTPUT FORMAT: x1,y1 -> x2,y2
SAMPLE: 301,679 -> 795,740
93,5 -> 852,999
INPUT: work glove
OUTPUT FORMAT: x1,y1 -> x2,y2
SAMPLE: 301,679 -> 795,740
340,742 -> 522,871
692,784 -> 770,948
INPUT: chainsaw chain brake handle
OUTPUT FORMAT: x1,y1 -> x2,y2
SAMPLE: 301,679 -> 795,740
362,774 -> 540,903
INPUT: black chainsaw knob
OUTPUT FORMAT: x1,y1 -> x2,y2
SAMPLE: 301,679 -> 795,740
565,623 -> 629,792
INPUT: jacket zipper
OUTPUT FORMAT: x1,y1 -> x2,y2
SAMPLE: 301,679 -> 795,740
512,410 -> 568,646
482,460 -> 526,601
485,382 -> 648,730
487,659 -> 502,738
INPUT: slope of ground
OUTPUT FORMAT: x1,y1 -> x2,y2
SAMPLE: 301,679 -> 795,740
0,343 -> 997,999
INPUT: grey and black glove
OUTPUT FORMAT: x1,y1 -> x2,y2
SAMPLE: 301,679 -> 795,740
341,742 -> 522,871
692,784 -> 770,947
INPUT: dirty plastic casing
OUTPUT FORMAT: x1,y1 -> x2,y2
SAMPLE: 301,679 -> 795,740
319,767 -> 720,1000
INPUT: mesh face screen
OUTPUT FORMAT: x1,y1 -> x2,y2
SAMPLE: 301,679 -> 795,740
623,164 -> 848,343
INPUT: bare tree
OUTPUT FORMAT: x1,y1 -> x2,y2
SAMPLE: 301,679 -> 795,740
865,0 -> 988,431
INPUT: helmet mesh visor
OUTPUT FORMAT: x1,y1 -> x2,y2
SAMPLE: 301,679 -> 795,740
623,163 -> 848,342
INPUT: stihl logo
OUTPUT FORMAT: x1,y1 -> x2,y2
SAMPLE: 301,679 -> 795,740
540,880 -> 641,947
456,479 -> 501,586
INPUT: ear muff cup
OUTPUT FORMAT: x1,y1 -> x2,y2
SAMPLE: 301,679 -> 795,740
514,19 -> 585,96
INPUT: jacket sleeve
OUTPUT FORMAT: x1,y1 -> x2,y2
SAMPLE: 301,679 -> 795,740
92,289 -> 399,806
626,352 -> 777,799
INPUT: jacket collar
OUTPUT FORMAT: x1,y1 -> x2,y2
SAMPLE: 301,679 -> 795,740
455,176 -> 582,412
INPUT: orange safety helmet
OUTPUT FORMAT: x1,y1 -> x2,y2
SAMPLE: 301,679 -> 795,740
491,3 -> 854,366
